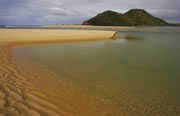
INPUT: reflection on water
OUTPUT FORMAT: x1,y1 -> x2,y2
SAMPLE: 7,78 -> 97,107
14,27 -> 180,116
124,35 -> 144,41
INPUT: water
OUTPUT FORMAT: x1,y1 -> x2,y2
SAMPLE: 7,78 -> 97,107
14,27 -> 180,115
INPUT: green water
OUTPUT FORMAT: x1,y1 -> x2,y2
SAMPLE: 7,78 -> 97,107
14,27 -> 180,115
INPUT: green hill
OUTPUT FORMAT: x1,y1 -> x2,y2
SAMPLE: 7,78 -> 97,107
83,10 -> 137,26
83,9 -> 169,26
124,9 -> 168,26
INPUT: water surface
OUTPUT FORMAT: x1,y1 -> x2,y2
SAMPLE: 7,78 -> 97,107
14,27 -> 180,116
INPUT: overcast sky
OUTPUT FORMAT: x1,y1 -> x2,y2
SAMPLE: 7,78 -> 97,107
0,0 -> 180,25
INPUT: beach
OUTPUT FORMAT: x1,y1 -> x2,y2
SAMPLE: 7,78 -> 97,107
0,29 -> 120,116
1,27 -> 180,116
0,29 -> 118,44
1,0 -> 179,115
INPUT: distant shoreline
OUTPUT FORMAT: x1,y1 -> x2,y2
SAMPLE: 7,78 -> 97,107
0,25 -> 136,30
1,25 -> 179,31
45,25 -> 137,29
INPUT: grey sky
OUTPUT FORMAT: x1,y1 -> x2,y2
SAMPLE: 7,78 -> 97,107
0,0 -> 180,25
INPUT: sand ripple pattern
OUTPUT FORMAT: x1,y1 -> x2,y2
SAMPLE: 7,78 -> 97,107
0,44 -> 121,116
0,45 -> 63,116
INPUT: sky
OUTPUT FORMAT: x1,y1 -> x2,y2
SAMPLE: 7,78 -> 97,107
0,0 -> 180,25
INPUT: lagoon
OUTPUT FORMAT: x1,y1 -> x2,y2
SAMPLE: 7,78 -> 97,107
14,27 -> 180,116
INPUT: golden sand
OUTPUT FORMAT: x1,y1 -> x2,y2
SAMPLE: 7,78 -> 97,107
0,29 -> 119,44
0,29 -> 122,115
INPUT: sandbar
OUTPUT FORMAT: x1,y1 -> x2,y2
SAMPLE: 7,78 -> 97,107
0,29 -> 119,45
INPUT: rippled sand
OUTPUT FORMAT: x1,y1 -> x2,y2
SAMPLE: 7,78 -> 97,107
0,29 -> 122,116
0,45 -> 116,115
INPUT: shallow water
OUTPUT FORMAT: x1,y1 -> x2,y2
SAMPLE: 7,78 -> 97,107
14,27 -> 180,116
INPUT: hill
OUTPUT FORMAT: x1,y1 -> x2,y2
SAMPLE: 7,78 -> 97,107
124,9 -> 168,26
83,9 -> 169,26
83,10 -> 137,26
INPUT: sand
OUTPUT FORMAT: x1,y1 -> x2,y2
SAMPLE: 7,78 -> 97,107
0,29 -> 121,116
0,29 -> 119,44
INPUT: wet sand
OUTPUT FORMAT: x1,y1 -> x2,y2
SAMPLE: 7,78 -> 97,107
0,29 -> 121,116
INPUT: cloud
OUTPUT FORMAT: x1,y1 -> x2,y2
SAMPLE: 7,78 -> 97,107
49,7 -> 76,16
0,0 -> 180,25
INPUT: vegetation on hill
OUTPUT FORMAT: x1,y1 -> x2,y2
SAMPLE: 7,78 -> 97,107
83,9 -> 169,26
169,23 -> 180,26
124,9 -> 168,26
83,10 -> 137,26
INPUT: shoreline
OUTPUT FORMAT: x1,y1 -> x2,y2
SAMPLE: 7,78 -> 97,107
0,28 -> 121,115
0,44 -> 121,115
0,29 -> 119,45
44,25 -> 137,29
